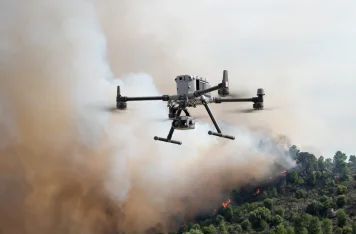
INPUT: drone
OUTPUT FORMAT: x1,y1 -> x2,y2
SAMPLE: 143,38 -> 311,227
116,70 -> 265,145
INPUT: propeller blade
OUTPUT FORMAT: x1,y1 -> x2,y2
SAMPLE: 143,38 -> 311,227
226,106 -> 283,114
88,104 -> 124,114
151,114 -> 210,122
226,90 -> 250,98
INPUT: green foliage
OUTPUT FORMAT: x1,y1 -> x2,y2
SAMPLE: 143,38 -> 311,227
334,151 -> 350,182
308,172 -> 317,186
336,227 -> 343,234
337,209 -> 348,227
287,171 -> 299,184
184,230 -> 204,234
241,220 -> 251,231
201,225 -> 215,234
337,185 -> 348,195
286,226 -> 295,234
308,216 -> 321,234
227,224 -> 242,233
222,206 -> 233,222
321,218 -> 333,234
296,189 -> 306,199
337,195 -> 348,208
320,195 -> 333,208
353,174 -> 356,181
175,149 -> 356,234
270,224 -> 287,234
294,214 -> 312,234
271,187 -> 278,197
218,220 -> 228,234
305,200 -> 323,216
249,207 -> 271,230
349,155 -> 356,164
297,176 -> 305,185
318,156 -> 326,171
264,198 -> 273,210
343,226 -> 353,234
272,215 -> 283,226
275,206 -> 285,217
352,222 -> 356,234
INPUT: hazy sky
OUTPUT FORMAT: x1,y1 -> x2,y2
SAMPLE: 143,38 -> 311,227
101,0 -> 356,157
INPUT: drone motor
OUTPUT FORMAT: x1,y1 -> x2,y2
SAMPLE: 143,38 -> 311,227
253,88 -> 265,110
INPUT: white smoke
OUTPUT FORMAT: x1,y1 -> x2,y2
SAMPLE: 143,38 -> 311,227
0,0 -> 301,233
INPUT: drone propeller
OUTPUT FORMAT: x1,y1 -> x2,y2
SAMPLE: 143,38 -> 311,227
226,106 -> 284,114
225,90 -> 250,98
151,114 -> 209,122
89,104 -> 124,114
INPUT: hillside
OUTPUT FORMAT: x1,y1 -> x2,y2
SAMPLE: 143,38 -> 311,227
172,146 -> 356,234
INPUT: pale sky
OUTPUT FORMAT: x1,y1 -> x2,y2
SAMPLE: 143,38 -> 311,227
98,0 -> 356,157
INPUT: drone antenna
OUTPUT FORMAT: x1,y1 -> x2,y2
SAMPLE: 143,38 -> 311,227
218,70 -> 229,97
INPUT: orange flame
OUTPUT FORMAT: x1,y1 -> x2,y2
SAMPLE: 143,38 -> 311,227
222,198 -> 231,208
253,188 -> 261,196
281,169 -> 287,174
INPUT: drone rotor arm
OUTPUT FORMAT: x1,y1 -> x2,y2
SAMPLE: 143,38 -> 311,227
119,95 -> 170,102
213,97 -> 255,103
116,85 -> 172,109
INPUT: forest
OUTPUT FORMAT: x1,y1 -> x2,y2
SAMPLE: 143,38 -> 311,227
172,146 -> 356,234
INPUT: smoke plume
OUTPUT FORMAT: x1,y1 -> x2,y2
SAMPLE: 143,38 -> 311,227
1,0 -> 354,233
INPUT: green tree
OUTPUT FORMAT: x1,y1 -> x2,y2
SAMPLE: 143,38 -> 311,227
249,207 -> 271,230
179,225 -> 188,234
241,220 -> 251,231
306,200 -> 322,216
333,151 -> 350,182
308,172 -> 317,186
297,176 -> 305,185
337,209 -> 348,227
286,226 -> 295,234
335,227 -> 343,234
271,224 -> 287,234
218,221 -> 228,234
227,224 -> 242,233
318,156 -> 326,171
222,206 -> 233,222
349,155 -> 356,164
319,195 -> 333,215
275,206 -> 285,217
190,224 -> 200,230
271,187 -> 278,197
308,216 -> 322,234
343,226 -> 353,234
264,198 -> 273,210
321,218 -> 332,234
184,230 -> 204,234
325,158 -> 334,171
294,214 -> 312,234
296,189 -> 306,199
201,225 -> 216,234
272,215 -> 283,226
337,185 -> 347,195
336,195 -> 348,208
353,174 -> 356,181
289,145 -> 300,159
352,222 -> 356,234
287,171 -> 299,184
